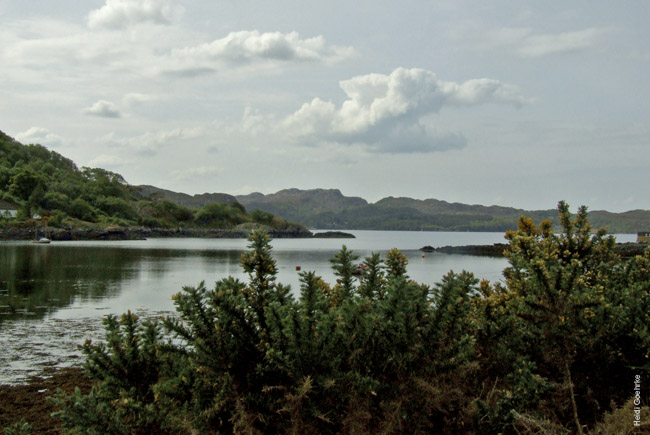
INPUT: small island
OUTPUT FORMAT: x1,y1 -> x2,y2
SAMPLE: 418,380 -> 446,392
312,230 -> 355,239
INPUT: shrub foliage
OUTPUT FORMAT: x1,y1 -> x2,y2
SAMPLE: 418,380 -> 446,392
52,202 -> 650,433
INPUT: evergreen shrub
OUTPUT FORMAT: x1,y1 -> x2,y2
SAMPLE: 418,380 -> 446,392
52,203 -> 650,433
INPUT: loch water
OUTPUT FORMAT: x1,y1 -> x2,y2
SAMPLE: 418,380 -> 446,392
0,230 -> 637,385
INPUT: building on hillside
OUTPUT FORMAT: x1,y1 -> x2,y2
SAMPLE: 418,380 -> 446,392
638,231 -> 650,244
0,200 -> 18,219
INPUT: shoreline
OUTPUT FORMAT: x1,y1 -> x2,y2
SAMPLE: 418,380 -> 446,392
0,366 -> 90,433
422,242 -> 649,258
0,227 -> 356,241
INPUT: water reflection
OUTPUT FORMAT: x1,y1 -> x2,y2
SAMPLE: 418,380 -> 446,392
0,239 -> 510,324
1,245 -> 130,321
0,243 -> 253,323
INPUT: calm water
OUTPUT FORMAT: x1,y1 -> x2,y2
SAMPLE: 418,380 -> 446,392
0,230 -> 636,384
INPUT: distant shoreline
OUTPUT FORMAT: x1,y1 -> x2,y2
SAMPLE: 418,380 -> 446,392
0,227 -> 356,241
422,242 -> 649,258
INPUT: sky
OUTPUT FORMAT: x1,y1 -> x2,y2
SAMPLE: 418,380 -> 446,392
1,0 -> 649,212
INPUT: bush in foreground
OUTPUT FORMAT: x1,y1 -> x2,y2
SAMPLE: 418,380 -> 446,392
52,202 -> 650,433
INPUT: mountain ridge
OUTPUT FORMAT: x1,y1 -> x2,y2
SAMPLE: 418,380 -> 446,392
138,185 -> 650,233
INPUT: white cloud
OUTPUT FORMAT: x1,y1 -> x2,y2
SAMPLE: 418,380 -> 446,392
2,23 -> 127,70
15,127 -> 64,147
479,27 -> 609,58
87,0 -> 184,29
164,30 -> 354,75
88,154 -> 128,168
279,67 -> 529,153
517,28 -> 608,58
171,166 -> 222,181
122,93 -> 160,106
83,100 -> 121,118
101,127 -> 204,155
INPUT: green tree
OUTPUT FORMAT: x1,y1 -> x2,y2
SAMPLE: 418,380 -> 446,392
357,252 -> 384,298
8,167 -> 46,201
195,203 -> 233,227
385,247 -> 408,279
251,208 -> 274,225
68,198 -> 96,222
328,244 -> 359,303
95,196 -> 139,222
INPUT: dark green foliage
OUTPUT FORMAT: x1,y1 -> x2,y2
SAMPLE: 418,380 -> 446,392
53,205 -> 650,433
94,196 -> 139,221
8,167 -> 47,202
357,252 -> 384,298
328,244 -> 359,302
50,312 -> 171,434
68,198 -> 96,222
4,418 -> 32,435
136,200 -> 194,228
192,201 -> 258,229
250,208 -> 274,224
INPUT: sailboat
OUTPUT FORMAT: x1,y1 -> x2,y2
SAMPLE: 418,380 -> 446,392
31,217 -> 52,244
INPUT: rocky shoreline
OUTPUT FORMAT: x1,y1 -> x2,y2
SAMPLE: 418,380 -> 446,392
0,227 -> 357,241
421,242 -> 649,258
0,367 -> 90,433
0,226 -> 312,241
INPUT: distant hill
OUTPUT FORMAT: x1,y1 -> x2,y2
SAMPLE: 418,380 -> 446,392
145,183 -> 650,233
587,209 -> 650,234
229,189 -> 650,233
234,191 -> 557,231
135,185 -> 238,209
236,188 -> 368,226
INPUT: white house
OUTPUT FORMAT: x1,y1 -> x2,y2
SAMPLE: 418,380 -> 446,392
0,200 -> 18,219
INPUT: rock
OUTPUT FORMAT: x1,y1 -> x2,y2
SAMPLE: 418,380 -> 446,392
421,244 -> 508,257
312,231 -> 356,239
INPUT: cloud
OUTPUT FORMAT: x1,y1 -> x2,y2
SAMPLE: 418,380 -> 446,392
101,127 -> 204,155
122,93 -> 160,106
83,100 -> 121,118
164,30 -> 354,75
88,154 -> 128,168
2,23 -> 128,70
15,127 -> 64,147
279,67 -> 529,153
171,166 -> 222,181
87,0 -> 183,29
480,27 -> 609,58
517,28 -> 608,58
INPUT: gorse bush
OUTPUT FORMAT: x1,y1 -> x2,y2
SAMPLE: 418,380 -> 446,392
52,202 -> 650,434
473,202 -> 650,433
50,312 -> 171,434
